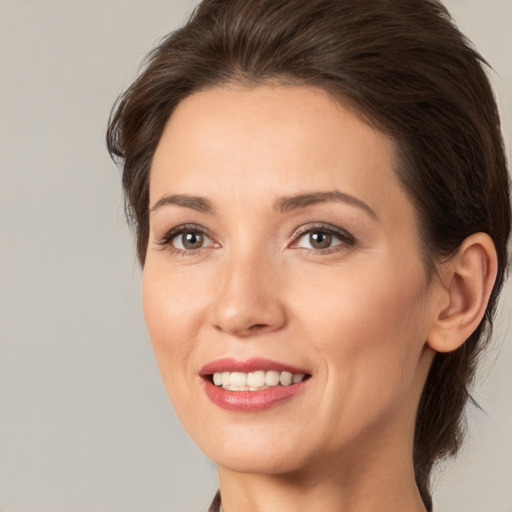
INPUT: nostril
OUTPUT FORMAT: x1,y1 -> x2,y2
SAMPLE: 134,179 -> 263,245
249,323 -> 268,331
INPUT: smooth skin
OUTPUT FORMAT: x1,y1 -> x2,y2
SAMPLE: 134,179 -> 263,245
142,85 -> 497,512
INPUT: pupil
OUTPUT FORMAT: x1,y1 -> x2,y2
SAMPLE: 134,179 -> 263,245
310,231 -> 331,249
183,231 -> 203,249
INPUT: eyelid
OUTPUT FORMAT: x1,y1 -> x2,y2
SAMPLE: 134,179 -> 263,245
154,223 -> 217,254
154,221 -> 356,255
289,222 -> 356,251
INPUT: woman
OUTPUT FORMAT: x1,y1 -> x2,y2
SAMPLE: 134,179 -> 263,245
107,0 -> 511,510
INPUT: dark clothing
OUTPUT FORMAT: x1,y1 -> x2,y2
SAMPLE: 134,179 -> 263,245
208,491 -> 221,512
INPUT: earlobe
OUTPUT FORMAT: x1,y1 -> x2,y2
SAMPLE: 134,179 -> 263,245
427,233 -> 498,353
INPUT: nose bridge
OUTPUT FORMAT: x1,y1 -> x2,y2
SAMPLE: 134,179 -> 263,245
209,238 -> 286,336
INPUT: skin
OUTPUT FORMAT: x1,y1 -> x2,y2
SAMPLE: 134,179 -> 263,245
142,84 -> 491,512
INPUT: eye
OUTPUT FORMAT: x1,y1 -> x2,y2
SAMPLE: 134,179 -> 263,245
156,224 -> 215,254
172,230 -> 208,250
292,224 -> 355,252
299,231 -> 335,250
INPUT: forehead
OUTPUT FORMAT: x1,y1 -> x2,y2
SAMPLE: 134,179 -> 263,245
150,84 -> 412,227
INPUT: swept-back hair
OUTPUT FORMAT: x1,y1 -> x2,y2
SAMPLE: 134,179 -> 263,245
107,1 -> 511,508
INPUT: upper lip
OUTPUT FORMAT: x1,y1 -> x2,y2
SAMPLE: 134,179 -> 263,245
199,357 -> 310,376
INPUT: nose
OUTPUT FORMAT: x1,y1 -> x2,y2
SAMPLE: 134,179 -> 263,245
208,250 -> 287,337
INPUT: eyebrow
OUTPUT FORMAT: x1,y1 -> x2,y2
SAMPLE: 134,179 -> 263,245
150,190 -> 377,220
150,194 -> 215,214
274,190 -> 378,220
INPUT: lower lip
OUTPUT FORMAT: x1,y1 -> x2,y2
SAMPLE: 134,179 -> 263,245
202,378 -> 309,412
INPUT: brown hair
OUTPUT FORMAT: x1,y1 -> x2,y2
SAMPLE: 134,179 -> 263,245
106,0 -> 511,509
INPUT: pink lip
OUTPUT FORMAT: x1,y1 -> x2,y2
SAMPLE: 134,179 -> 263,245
199,358 -> 311,412
201,378 -> 309,411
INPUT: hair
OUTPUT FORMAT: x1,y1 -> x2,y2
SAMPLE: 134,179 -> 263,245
106,0 -> 511,509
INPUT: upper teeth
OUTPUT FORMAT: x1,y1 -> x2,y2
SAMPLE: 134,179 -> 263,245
212,370 -> 306,391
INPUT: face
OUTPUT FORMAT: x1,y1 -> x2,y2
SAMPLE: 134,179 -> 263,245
143,85 -> 437,477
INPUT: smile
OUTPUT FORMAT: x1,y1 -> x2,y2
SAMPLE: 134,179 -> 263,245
200,358 -> 311,411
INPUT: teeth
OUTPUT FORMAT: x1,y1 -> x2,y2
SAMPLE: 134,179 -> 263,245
265,370 -> 280,386
280,371 -> 293,386
230,372 -> 247,387
212,370 -> 307,391
293,373 -> 305,384
247,371 -> 265,387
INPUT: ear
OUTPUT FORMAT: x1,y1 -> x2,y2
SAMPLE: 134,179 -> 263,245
427,233 -> 498,353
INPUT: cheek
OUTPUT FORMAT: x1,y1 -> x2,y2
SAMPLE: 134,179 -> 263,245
292,256 -> 428,340
141,266 -> 205,389
288,258 -> 430,412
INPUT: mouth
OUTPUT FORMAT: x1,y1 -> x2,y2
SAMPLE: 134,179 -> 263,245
199,358 -> 311,411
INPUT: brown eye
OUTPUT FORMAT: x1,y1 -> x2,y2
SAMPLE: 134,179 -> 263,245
309,231 -> 332,249
157,224 -> 217,254
171,229 -> 209,251
183,231 -> 204,249
293,224 -> 355,253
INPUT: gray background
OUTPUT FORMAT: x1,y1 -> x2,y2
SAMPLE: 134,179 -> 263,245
0,1 -> 510,511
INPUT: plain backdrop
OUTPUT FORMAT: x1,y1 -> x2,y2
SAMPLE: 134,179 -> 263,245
0,1 -> 510,511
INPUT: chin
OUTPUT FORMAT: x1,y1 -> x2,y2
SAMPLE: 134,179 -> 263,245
191,423 -> 313,476
213,449 -> 308,476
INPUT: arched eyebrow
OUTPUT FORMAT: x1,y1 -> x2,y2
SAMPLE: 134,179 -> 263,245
274,191 -> 378,220
150,190 -> 377,220
150,194 -> 215,214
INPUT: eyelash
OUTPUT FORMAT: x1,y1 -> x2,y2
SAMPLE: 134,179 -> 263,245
290,223 -> 356,254
155,222 -> 356,256
155,224 -> 215,256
